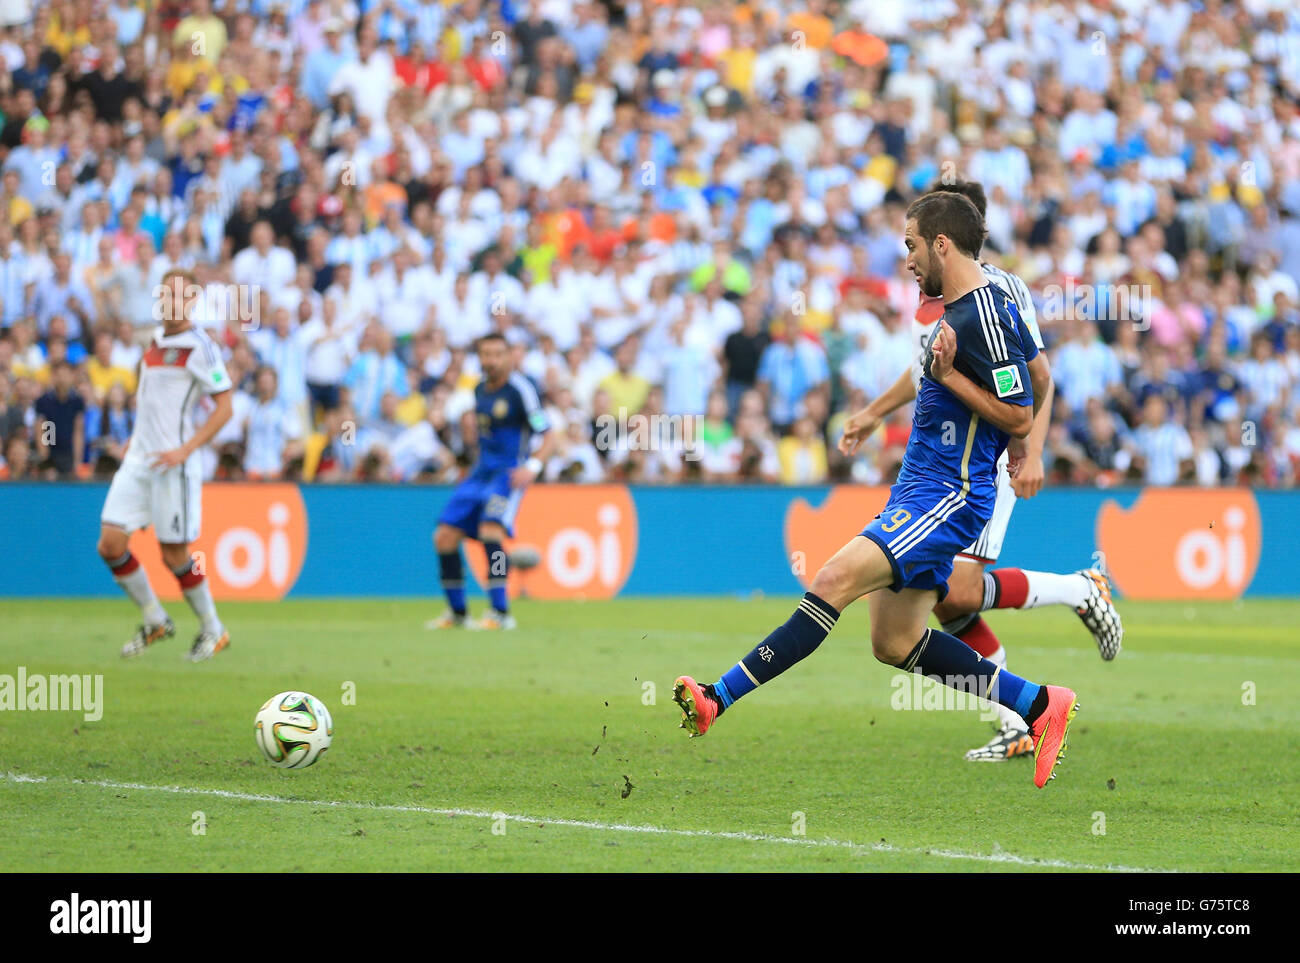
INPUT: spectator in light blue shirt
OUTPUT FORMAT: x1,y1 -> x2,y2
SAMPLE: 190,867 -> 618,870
325,209 -> 377,276
33,253 -> 96,341
0,223 -> 30,327
4,116 -> 60,201
1102,161 -> 1155,237
661,319 -> 718,416
344,324 -> 409,422
740,195 -> 777,254
757,328 -> 830,431
110,0 -> 145,45
220,129 -> 264,200
1131,395 -> 1193,485
564,3 -> 609,72
1052,320 -> 1123,415
1058,89 -> 1117,163
302,22 -> 353,109
62,156 -> 123,234
373,0 -> 418,54
1274,196 -> 1300,289
244,366 -> 305,478
412,0 -> 445,52
969,128 -> 1031,201
249,305 -> 311,409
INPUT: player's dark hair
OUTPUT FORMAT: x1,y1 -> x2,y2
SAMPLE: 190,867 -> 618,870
926,178 -> 988,218
475,332 -> 508,350
906,191 -> 987,259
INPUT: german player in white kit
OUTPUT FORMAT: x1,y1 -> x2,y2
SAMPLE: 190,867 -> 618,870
839,180 -> 1123,762
96,270 -> 235,661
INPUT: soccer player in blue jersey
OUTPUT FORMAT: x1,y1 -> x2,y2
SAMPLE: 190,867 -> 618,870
840,179 -> 1121,764
673,191 -> 1080,788
427,332 -> 555,630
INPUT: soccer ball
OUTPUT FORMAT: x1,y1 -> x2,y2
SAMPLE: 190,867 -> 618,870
510,544 -> 542,570
254,691 -> 333,769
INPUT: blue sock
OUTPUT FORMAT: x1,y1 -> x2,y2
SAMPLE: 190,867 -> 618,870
715,592 -> 839,711
483,541 -> 509,614
439,551 -> 466,616
900,628 -> 1042,720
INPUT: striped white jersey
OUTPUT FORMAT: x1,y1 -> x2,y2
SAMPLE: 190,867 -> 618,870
123,325 -> 231,468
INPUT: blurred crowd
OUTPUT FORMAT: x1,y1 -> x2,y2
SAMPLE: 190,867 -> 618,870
1,0 -> 1299,487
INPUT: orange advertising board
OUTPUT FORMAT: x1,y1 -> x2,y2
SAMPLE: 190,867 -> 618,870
1097,489 -> 1261,600
465,484 -> 639,599
784,486 -> 892,588
128,484 -> 308,600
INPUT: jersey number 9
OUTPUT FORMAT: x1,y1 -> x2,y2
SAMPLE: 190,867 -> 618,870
880,509 -> 912,533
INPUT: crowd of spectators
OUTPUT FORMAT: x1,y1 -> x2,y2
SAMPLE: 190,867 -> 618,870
1,0 -> 1299,487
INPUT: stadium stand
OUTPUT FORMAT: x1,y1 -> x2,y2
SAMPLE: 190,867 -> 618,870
0,0 -> 1298,486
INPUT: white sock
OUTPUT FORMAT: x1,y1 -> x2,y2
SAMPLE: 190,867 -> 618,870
984,645 -> 1027,731
1021,571 -> 1091,609
110,555 -> 168,625
180,576 -> 224,636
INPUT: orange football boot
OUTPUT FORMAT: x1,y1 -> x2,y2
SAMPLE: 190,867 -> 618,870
673,676 -> 720,737
1029,685 -> 1079,787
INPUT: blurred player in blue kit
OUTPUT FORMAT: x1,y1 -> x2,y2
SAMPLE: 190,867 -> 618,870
427,333 -> 555,630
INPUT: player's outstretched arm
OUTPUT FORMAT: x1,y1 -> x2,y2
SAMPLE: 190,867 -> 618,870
929,320 -> 1033,439
837,367 -> 917,456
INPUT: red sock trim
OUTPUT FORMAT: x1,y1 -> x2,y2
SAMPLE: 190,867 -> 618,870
991,568 -> 1029,609
174,566 -> 204,590
956,615 -> 1002,658
109,553 -> 140,576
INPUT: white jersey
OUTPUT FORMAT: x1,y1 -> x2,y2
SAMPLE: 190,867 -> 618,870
910,262 -> 1044,385
124,325 -> 231,469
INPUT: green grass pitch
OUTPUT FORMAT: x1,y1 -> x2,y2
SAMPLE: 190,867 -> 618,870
1,597 -> 1296,872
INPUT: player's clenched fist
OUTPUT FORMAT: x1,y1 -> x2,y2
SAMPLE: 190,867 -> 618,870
1009,443 -> 1045,497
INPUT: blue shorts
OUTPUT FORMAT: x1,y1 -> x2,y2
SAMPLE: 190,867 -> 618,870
438,468 -> 524,537
861,481 -> 992,601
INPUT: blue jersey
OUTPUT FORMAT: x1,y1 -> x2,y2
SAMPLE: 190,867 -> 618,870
474,371 -> 550,472
897,283 -> 1038,509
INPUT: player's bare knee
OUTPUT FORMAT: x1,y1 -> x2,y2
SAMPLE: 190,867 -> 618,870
933,593 -> 971,622
478,523 -> 506,543
809,561 -> 856,611
159,544 -> 191,570
433,526 -> 460,554
97,530 -> 127,560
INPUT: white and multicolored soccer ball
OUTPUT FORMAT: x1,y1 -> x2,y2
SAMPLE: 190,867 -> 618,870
254,691 -> 333,769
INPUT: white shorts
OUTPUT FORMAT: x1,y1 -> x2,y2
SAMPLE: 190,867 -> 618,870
101,458 -> 203,544
958,451 -> 1016,564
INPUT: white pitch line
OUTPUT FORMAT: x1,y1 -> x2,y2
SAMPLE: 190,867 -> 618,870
2,772 -> 1166,873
